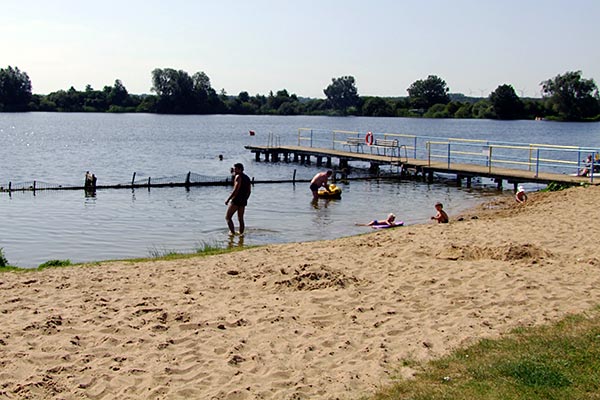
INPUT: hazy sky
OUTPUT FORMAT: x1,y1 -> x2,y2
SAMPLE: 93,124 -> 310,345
2,0 -> 599,98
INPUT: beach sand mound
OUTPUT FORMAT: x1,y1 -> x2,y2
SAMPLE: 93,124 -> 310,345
437,242 -> 553,262
1,185 -> 600,399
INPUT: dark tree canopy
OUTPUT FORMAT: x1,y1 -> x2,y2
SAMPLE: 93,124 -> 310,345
151,68 -> 221,114
541,71 -> 600,121
323,76 -> 360,113
489,84 -> 524,120
0,65 -> 32,111
407,75 -> 450,110
106,79 -> 129,107
3,64 -> 598,121
362,97 -> 393,117
151,68 -> 196,113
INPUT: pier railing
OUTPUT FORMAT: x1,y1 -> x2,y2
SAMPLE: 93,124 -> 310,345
297,128 -> 599,182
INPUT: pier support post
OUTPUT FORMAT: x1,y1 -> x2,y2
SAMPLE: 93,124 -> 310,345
456,174 -> 462,187
326,157 -> 332,168
466,176 -> 472,188
317,156 -> 323,167
427,170 -> 434,183
255,152 -> 260,162
293,153 -> 299,162
496,178 -> 503,189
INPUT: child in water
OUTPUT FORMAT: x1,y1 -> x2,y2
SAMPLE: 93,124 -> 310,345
357,213 -> 397,226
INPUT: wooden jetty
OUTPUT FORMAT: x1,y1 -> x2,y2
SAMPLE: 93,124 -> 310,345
245,144 -> 597,189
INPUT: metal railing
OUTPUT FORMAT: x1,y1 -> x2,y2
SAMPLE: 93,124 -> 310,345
296,128 -> 600,182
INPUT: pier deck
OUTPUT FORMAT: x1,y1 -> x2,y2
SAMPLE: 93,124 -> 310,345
245,145 -> 596,187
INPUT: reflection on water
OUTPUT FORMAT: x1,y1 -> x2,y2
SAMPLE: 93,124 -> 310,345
227,233 -> 245,249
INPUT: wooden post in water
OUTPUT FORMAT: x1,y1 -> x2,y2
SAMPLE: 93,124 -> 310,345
185,171 -> 191,187
293,169 -> 296,184
33,181 -> 36,192
131,172 -> 136,186
148,177 -> 151,187
8,182 -> 11,192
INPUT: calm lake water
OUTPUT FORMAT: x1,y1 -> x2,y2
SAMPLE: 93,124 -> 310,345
1,113 -> 599,268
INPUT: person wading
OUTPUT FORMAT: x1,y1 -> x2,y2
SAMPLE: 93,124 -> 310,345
225,163 -> 251,235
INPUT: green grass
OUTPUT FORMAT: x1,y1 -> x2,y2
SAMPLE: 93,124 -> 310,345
37,259 -> 72,269
369,307 -> 600,400
146,240 -> 247,260
0,241 -> 249,272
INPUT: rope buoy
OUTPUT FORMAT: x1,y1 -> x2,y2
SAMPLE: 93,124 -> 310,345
365,131 -> 374,145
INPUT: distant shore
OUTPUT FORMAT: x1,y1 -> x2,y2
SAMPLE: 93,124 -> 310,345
1,185 -> 599,399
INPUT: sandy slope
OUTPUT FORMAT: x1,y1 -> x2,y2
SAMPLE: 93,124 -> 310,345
1,185 -> 599,399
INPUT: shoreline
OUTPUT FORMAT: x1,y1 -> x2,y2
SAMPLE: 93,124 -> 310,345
1,186 -> 599,399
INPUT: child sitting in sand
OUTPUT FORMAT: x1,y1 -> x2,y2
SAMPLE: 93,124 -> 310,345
356,213 -> 396,226
431,202 -> 449,223
515,186 -> 527,203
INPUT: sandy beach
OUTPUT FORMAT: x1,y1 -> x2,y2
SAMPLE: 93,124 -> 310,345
1,185 -> 600,400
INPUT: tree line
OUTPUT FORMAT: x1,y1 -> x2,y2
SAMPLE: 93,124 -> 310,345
1,65 -> 599,121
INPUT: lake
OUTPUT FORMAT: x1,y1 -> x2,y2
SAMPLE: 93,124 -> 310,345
1,113 -> 599,268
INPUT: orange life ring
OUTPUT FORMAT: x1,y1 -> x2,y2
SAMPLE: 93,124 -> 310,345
365,131 -> 374,146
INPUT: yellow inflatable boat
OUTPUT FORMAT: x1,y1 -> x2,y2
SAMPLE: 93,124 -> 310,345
317,184 -> 342,199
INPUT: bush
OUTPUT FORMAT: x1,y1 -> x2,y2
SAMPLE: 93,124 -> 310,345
0,248 -> 8,267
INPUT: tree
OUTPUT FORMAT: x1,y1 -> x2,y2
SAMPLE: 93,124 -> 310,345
541,71 -> 600,121
0,66 -> 32,111
489,84 -> 524,120
407,75 -> 450,111
362,97 -> 393,117
106,79 -> 130,107
151,68 -> 195,113
191,71 -> 214,113
323,75 -> 360,113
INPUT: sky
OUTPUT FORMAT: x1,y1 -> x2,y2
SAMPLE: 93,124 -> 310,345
2,0 -> 599,98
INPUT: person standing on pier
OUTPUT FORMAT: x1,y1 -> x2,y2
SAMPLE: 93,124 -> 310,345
225,163 -> 251,235
310,170 -> 333,202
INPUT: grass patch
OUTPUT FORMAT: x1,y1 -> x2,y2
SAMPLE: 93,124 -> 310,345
542,182 -> 578,192
37,259 -> 72,269
1,240 -> 252,273
370,308 -> 600,400
146,240 -> 245,261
